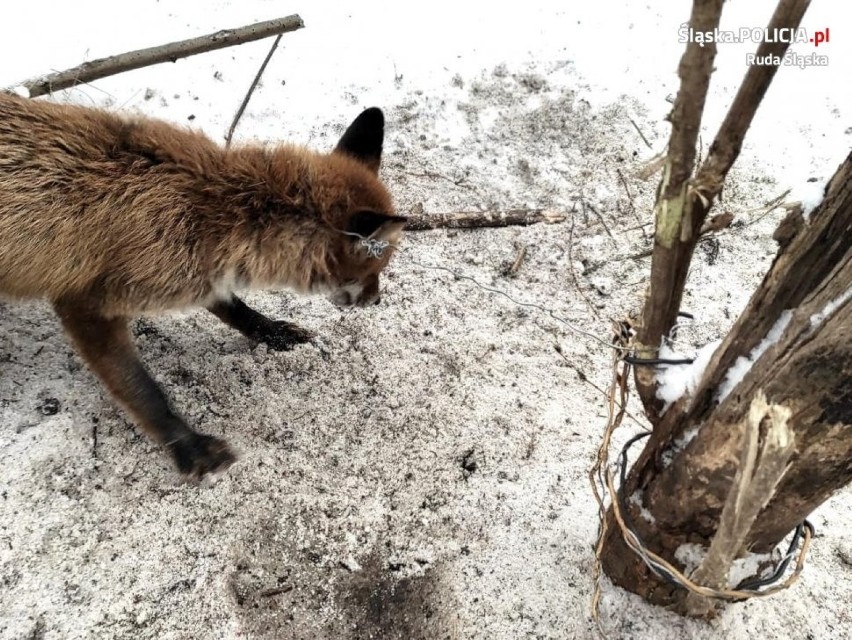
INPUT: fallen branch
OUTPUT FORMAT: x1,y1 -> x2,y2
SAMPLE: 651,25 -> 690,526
14,15 -> 304,98
404,208 -> 566,231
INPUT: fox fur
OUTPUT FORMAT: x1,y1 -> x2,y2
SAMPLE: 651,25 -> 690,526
0,92 -> 405,478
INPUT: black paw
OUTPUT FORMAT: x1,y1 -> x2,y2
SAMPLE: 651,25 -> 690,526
256,322 -> 314,352
169,432 -> 237,479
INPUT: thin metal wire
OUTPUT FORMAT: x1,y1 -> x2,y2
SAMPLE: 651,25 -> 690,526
610,429 -> 814,601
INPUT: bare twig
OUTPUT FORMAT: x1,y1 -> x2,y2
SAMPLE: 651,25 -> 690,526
553,345 -> 647,430
628,116 -> 653,149
616,168 -> 641,224
508,245 -> 527,276
583,200 -> 617,244
568,207 -> 601,321
15,15 -> 304,98
636,152 -> 667,181
225,33 -> 284,146
695,0 -> 812,199
622,221 -> 653,233
258,585 -> 294,598
405,208 -> 566,231
401,169 -> 478,192
615,248 -> 653,262
745,188 -> 792,226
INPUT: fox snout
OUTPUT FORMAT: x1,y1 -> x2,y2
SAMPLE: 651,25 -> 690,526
330,275 -> 381,307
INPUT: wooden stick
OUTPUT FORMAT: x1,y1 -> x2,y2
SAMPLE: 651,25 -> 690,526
659,0 -> 723,204
508,245 -> 527,276
404,208 -> 566,231
15,15 -> 304,98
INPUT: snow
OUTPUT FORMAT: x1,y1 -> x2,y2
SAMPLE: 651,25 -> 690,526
717,311 -> 793,403
675,544 -> 776,589
675,542 -> 708,576
810,287 -> 852,328
791,178 -> 828,220
656,339 -> 721,411
630,490 -> 656,524
661,425 -> 702,469
1,1 -> 851,639
728,552 -> 774,589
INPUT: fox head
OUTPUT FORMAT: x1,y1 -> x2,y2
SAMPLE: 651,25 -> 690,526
317,107 -> 406,308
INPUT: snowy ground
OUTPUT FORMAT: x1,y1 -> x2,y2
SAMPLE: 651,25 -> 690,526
1,1 -> 850,638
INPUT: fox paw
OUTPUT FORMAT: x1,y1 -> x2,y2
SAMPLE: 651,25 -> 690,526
258,322 -> 314,352
169,433 -> 237,480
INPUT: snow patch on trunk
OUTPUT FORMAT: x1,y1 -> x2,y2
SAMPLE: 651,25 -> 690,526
674,542 -> 707,575
655,340 -> 721,412
717,311 -> 792,403
728,551 -> 774,588
810,287 -> 852,329
629,490 -> 656,524
660,424 -> 702,468
791,178 -> 827,221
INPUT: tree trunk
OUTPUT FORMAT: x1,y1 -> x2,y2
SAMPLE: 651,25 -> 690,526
601,152 -> 852,613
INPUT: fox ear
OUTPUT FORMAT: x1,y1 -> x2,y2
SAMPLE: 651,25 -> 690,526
335,107 -> 384,174
346,210 -> 407,239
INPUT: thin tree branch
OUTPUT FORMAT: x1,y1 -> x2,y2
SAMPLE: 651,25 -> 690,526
660,0 -> 724,202
695,0 -> 812,199
225,33 -> 284,146
14,15 -> 304,98
633,0 -> 725,417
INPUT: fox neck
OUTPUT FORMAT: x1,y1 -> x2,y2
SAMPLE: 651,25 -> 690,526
201,147 -> 337,302
211,223 -> 334,300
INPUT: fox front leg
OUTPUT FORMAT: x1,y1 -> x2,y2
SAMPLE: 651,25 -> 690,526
207,295 -> 313,351
54,301 -> 236,478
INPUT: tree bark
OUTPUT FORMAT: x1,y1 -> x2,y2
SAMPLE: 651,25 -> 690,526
631,0 -> 724,419
601,151 -> 852,613
13,15 -> 304,98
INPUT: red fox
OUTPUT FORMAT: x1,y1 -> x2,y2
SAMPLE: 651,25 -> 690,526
0,93 -> 405,478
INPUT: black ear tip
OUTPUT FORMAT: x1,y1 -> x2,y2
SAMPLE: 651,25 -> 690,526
335,108 -> 385,172
358,107 -> 384,128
